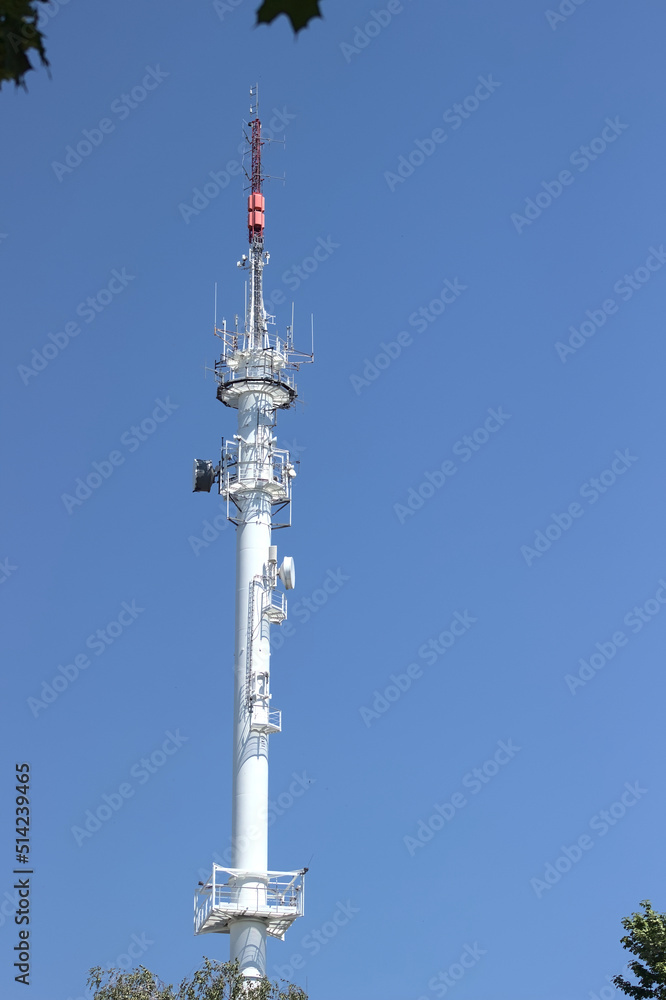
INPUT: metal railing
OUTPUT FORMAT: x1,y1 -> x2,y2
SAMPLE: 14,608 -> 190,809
194,866 -> 304,935
221,446 -> 291,490
214,324 -> 306,370
263,590 -> 286,622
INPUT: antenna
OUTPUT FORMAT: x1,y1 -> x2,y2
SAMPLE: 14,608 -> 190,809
250,82 -> 259,118
191,91 -> 314,988
214,283 -> 218,331
245,95 -> 266,346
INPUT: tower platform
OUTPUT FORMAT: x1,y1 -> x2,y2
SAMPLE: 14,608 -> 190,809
216,372 -> 297,410
194,865 -> 305,941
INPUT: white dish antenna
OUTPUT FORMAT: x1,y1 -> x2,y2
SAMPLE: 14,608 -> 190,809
278,557 -> 295,590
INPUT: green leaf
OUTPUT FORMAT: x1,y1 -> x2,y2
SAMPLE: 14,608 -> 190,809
86,959 -> 308,1000
615,902 -> 666,1000
0,0 -> 49,89
255,0 -> 322,33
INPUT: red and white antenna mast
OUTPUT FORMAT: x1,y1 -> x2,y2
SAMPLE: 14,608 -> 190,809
246,84 -> 267,346
192,85 -> 313,986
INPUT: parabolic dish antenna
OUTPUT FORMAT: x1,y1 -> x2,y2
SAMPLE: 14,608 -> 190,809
278,557 -> 295,590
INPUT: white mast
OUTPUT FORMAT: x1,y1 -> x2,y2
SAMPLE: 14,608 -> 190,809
192,85 -> 312,985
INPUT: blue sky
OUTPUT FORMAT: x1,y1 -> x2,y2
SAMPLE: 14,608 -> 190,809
2,1 -> 666,998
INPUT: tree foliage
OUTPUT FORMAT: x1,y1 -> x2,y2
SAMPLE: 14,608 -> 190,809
1,0 -> 322,90
613,901 -> 666,1000
256,0 -> 322,32
0,0 -> 48,89
87,958 -> 308,1000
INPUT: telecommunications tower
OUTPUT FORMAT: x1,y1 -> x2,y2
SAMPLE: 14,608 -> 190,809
191,86 -> 312,984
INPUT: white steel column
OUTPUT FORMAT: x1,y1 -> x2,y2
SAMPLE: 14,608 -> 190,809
230,388 -> 273,980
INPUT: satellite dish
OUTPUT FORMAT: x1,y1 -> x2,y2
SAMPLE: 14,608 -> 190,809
278,557 -> 295,590
193,458 -> 215,493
